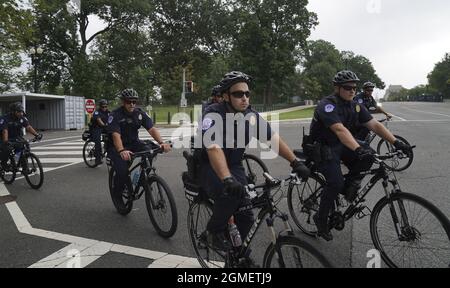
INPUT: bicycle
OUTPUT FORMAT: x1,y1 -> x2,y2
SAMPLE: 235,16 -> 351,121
106,141 -> 178,238
0,137 -> 44,190
182,151 -> 332,268
363,118 -> 414,171
82,131 -> 108,168
287,150 -> 450,268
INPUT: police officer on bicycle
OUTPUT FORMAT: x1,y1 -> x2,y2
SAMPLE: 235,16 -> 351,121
0,103 -> 43,168
202,85 -> 224,112
91,99 -> 110,165
200,71 -> 310,261
107,89 -> 171,203
354,82 -> 392,141
307,71 -> 412,241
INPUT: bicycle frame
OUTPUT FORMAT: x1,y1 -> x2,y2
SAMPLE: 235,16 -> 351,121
127,151 -> 158,201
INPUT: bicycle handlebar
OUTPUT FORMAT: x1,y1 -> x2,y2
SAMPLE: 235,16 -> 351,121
130,141 -> 172,160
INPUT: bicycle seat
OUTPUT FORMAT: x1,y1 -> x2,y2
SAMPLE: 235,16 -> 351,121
294,149 -> 307,160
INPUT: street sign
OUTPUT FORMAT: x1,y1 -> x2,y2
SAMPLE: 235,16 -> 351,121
85,99 -> 96,114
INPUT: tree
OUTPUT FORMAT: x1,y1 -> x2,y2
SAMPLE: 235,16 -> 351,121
341,51 -> 385,89
428,53 -> 450,98
230,0 -> 318,106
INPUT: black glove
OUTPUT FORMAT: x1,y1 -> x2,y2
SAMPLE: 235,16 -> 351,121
35,133 -> 43,141
223,177 -> 245,199
291,158 -> 311,179
355,146 -> 375,161
393,140 -> 412,155
1,141 -> 14,151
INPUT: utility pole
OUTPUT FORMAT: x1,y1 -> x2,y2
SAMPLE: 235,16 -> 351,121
180,68 -> 188,108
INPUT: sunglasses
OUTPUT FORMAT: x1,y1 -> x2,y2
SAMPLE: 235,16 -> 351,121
365,89 -> 374,92
125,100 -> 137,105
101,106 -> 108,108
230,90 -> 251,99
341,85 -> 357,91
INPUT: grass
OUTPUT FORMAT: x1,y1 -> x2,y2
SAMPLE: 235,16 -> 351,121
269,107 -> 315,121
148,106 -> 195,124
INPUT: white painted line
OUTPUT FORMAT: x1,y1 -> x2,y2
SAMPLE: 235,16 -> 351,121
391,114 -> 407,121
39,158 -> 82,164
34,136 -> 81,144
32,146 -> 83,150
29,244 -> 88,268
403,107 -> 450,118
33,151 -> 82,156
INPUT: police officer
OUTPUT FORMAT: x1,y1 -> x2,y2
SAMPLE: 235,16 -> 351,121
308,71 -> 412,241
1,103 -> 43,169
354,82 -> 392,141
202,85 -> 224,112
107,89 -> 171,207
91,99 -> 110,165
200,71 -> 310,258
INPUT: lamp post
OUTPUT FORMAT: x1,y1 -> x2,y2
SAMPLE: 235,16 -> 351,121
30,45 -> 43,93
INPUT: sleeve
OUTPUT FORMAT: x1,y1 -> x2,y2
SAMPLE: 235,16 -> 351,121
106,112 -> 121,134
92,111 -> 100,121
0,117 -> 6,131
201,109 -> 223,148
358,105 -> 374,124
256,113 -> 274,141
141,111 -> 154,130
317,102 -> 342,128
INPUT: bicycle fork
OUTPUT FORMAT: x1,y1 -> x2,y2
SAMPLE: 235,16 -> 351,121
382,178 -> 411,241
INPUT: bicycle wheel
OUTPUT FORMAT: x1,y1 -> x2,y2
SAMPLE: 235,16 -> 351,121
370,192 -> 450,268
377,135 -> 414,172
22,153 -> 44,189
83,140 -> 98,168
287,173 -> 325,236
108,169 -> 133,215
0,154 -> 17,184
262,235 -> 332,268
145,175 -> 178,238
242,153 -> 269,186
188,200 -> 226,268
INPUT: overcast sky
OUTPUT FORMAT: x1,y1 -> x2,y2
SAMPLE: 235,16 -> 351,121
307,0 -> 450,91
85,0 -> 450,96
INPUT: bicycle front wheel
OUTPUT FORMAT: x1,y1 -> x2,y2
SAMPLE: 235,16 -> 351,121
370,192 -> 450,268
0,154 -> 17,184
262,236 -> 332,268
187,200 -> 226,268
377,135 -> 414,171
83,140 -> 98,168
145,175 -> 178,238
242,153 -> 269,186
22,153 -> 44,189
287,173 -> 325,236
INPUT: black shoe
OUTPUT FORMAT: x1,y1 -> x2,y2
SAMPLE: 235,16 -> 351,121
313,214 -> 333,241
206,231 -> 231,252
343,180 -> 361,202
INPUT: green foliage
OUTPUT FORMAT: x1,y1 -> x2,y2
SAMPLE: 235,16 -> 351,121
428,53 -> 450,98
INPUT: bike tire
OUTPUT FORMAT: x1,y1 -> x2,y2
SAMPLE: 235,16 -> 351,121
370,192 -> 450,268
287,173 -> 325,236
145,175 -> 178,238
262,235 -> 332,268
242,153 -> 269,186
187,200 -> 226,268
376,135 -> 414,172
22,153 -> 44,190
108,168 -> 133,215
0,154 -> 17,184
83,140 -> 98,168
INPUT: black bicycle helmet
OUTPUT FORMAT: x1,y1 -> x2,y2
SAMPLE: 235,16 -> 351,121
218,71 -> 252,93
211,85 -> 222,96
363,82 -> 376,89
119,88 -> 139,100
98,99 -> 108,106
333,70 -> 360,85
9,102 -> 24,113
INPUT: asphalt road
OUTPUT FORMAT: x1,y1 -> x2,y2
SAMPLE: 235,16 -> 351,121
1,102 -> 449,268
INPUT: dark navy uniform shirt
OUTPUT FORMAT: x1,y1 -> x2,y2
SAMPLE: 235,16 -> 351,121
354,92 -> 378,113
2,114 -> 30,140
0,116 -> 7,133
310,95 -> 373,145
91,109 -> 110,129
201,102 -> 273,166
107,107 -> 153,146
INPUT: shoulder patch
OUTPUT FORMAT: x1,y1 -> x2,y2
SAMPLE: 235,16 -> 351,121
20,119 -> 24,123
94,111 -> 99,115
108,115 -> 114,124
0,119 -> 4,125
358,99 -> 364,104
202,118 -> 213,131
325,104 -> 335,113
